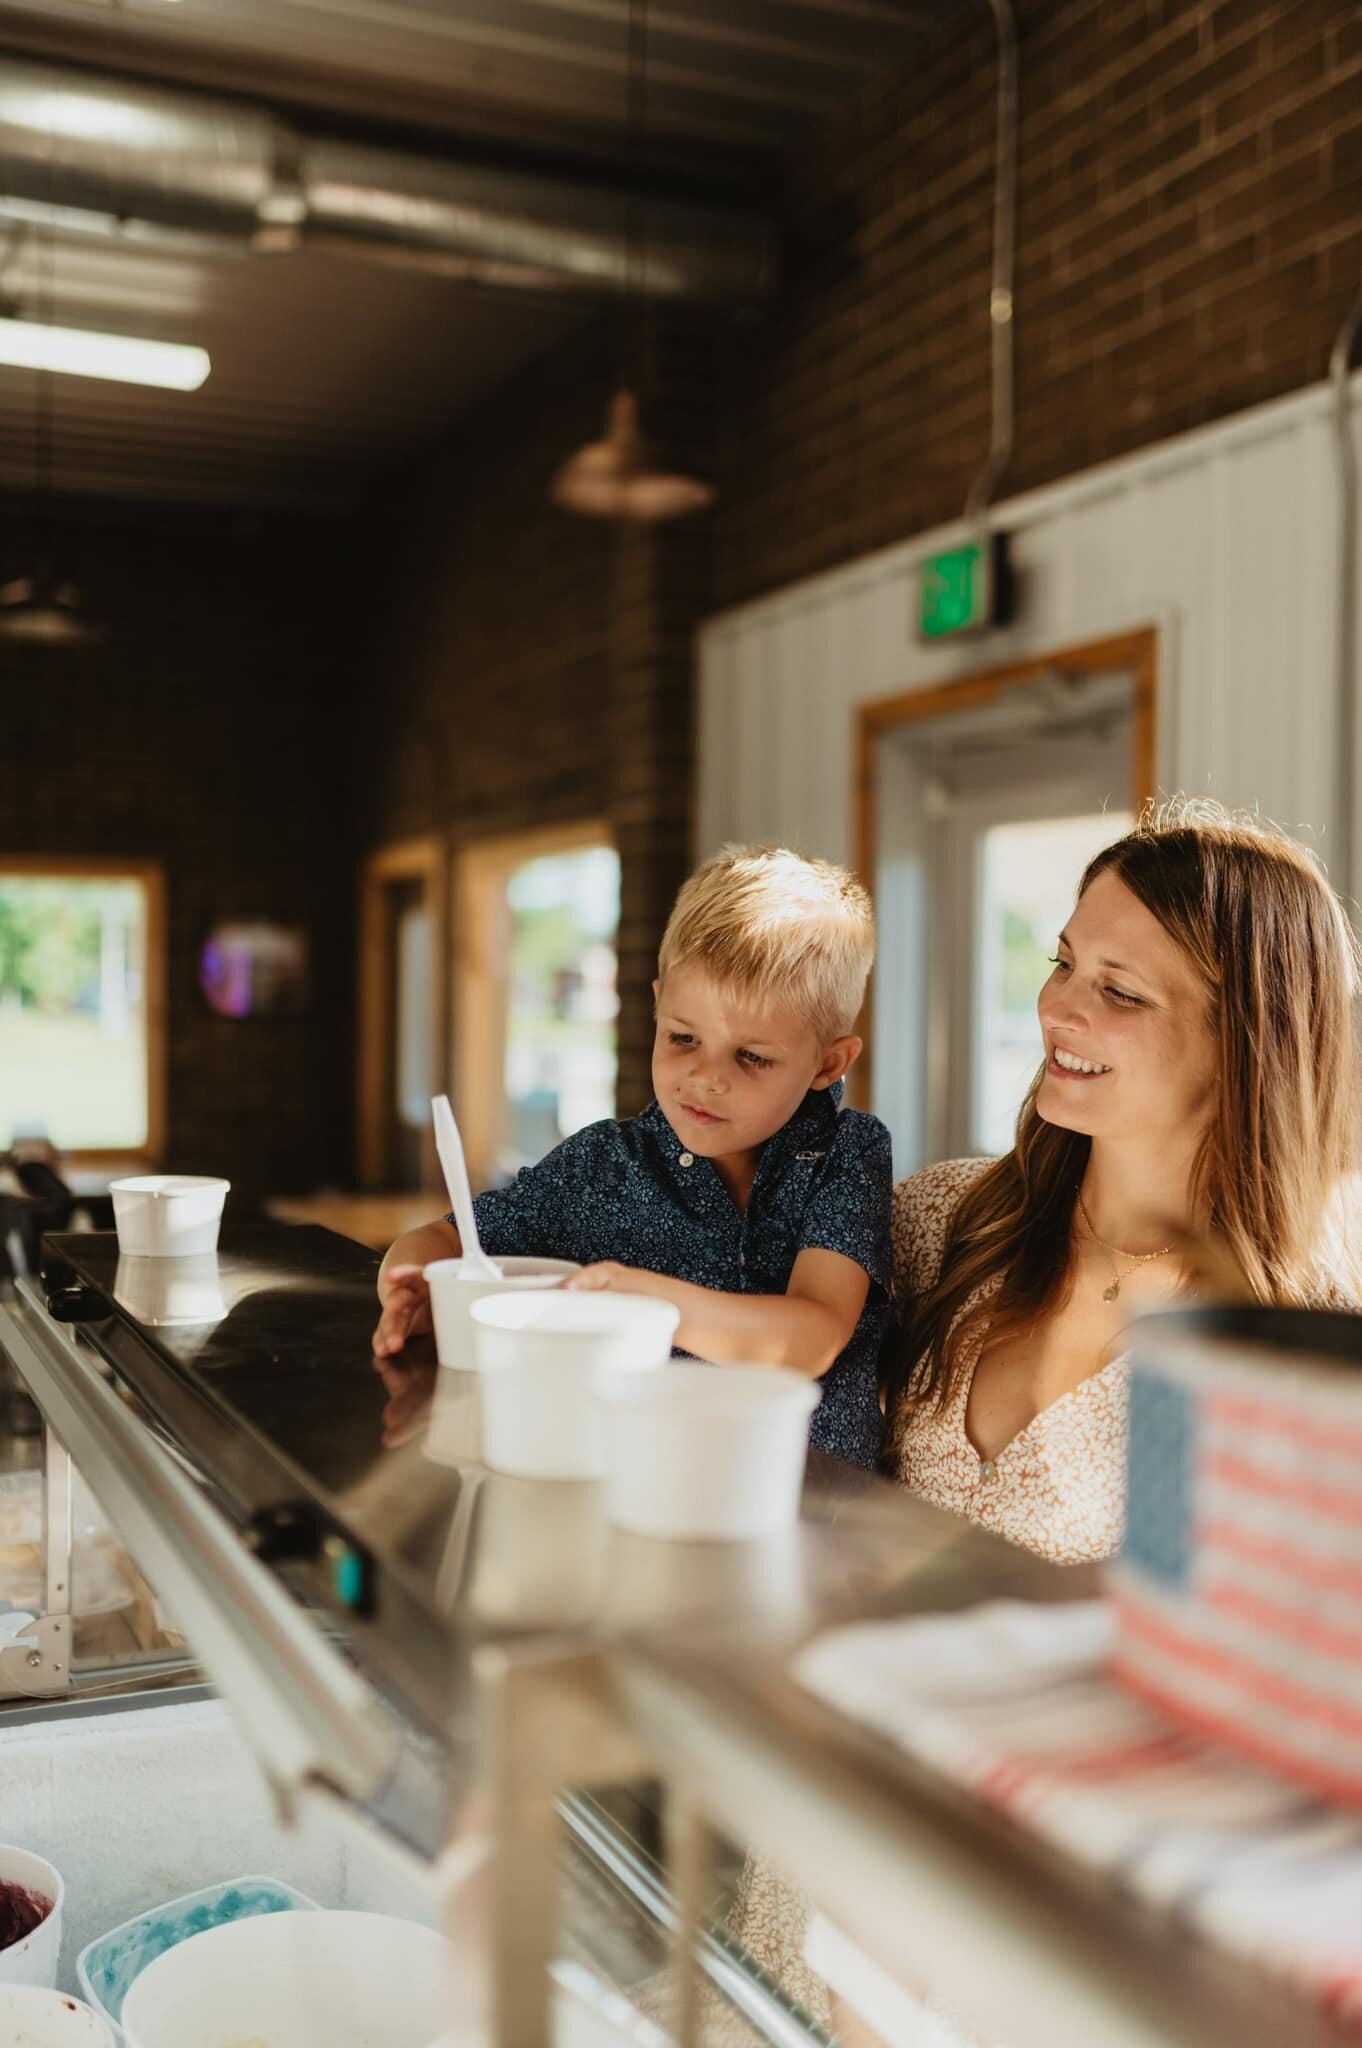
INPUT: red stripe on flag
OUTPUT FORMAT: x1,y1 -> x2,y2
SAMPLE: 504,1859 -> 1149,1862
1319,1971 -> 1362,2026
1206,1453 -> 1362,1530
1208,1391 -> 1362,1464
1114,1597 -> 1362,1741
1044,1730 -> 1200,1781
1111,1656 -> 1362,1814
1200,1518 -> 1362,1601
1206,1581 -> 1362,1666
979,1759 -> 1035,1811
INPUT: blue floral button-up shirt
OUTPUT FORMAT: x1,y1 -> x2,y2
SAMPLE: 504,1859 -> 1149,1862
467,1081 -> 894,1470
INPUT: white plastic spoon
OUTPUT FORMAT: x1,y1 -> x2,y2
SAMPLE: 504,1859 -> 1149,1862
432,1093 -> 501,1282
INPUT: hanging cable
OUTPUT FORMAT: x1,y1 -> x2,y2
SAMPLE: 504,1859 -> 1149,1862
550,0 -> 711,520
965,0 -> 1018,523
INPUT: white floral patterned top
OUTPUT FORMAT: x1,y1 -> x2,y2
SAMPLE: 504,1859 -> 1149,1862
888,1157 -> 1129,1566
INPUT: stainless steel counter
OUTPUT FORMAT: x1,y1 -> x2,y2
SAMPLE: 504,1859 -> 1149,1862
28,1229 -> 1055,1718
6,1229 -> 1350,2048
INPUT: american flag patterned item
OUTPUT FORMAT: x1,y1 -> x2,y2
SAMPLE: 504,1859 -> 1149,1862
794,1597 -> 1362,2039
1109,1308 -> 1362,1812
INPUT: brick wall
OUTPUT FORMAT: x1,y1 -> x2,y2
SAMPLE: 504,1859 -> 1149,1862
364,321 -> 715,1117
362,338 -> 615,856
346,0 -> 1362,1135
713,0 -> 1362,605
0,499 -> 361,1205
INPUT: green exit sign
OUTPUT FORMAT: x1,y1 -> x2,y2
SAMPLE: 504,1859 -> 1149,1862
919,533 -> 1011,640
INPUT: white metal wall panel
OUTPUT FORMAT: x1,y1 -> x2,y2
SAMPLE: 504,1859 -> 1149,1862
1295,411 -> 1342,863
696,377 -> 1362,903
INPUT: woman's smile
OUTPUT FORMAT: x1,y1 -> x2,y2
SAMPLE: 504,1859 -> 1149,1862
1047,1042 -> 1112,1079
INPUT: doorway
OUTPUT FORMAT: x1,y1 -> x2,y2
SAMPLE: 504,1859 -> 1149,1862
857,630 -> 1156,1170
356,835 -> 446,1192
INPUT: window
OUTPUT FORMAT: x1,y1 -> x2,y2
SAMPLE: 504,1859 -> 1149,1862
502,846 -> 619,1172
0,860 -> 164,1156
356,835 -> 445,1193
973,813 -> 1133,1154
454,826 -> 619,1186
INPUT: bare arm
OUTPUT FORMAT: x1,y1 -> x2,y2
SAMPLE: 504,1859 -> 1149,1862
567,1246 -> 870,1378
373,1217 -> 460,1356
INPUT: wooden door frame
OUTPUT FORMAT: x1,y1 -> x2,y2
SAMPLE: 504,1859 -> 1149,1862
0,853 -> 167,1166
850,626 -> 1159,1109
452,819 -> 613,1190
356,833 -> 447,1190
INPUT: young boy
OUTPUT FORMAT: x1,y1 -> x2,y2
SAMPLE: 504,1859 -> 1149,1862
374,846 -> 893,1469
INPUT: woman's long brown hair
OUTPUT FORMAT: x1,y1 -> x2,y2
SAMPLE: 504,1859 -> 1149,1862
882,799 -> 1362,1436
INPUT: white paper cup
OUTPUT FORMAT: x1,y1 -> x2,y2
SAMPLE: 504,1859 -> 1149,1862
109,1176 -> 230,1258
599,1363 -> 818,1540
471,1291 -> 679,1480
0,1844 -> 63,1988
121,1909 -> 448,2048
424,1255 -> 580,1369
0,1986 -> 112,2046
113,1252 -> 227,1326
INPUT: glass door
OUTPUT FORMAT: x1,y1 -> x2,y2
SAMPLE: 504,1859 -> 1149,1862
872,668 -> 1139,1171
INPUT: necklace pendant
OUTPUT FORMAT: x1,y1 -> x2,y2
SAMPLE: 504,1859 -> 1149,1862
1102,1282 -> 1120,1303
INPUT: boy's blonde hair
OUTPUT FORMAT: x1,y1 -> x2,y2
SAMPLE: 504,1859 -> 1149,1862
657,845 -> 875,1044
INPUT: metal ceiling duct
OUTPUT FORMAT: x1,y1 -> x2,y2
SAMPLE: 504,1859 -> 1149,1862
0,59 -> 776,301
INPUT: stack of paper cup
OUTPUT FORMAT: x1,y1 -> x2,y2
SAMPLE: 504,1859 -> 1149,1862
109,1176 -> 229,1258
598,1363 -> 818,1540
423,1256 -> 579,1369
470,1291 -> 678,1479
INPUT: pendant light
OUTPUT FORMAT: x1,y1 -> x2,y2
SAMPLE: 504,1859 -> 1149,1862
551,0 -> 713,523
0,569 -> 100,644
0,224 -> 103,646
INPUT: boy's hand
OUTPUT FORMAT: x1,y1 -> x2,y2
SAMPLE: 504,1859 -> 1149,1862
373,1263 -> 433,1357
567,1262 -> 662,1296
373,1219 -> 459,1357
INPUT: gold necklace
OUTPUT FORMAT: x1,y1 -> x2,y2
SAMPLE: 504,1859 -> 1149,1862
1076,1191 -> 1175,1303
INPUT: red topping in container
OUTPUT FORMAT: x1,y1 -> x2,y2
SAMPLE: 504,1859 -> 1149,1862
0,1880 -> 51,1952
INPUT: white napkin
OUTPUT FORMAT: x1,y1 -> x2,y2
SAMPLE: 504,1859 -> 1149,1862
794,1600 -> 1362,2035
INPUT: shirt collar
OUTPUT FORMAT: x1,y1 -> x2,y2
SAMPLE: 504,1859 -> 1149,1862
640,1078 -> 842,1168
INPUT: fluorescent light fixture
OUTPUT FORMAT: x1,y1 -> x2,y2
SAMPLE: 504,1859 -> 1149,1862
0,317 -> 209,390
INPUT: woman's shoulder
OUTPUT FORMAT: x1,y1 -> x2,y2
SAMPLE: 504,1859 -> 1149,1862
1304,1268 -> 1362,1311
895,1155 -> 995,1203
892,1156 -> 997,1291
1308,1175 -> 1362,1307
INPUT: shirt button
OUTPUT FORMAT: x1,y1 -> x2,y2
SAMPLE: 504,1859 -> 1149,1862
978,1459 -> 997,1485
679,1151 -> 694,1168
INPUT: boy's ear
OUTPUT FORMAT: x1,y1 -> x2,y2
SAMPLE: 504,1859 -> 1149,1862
810,1035 -> 862,1089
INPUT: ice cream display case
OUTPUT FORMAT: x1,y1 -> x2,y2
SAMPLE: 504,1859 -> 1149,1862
0,1229 -> 1356,2048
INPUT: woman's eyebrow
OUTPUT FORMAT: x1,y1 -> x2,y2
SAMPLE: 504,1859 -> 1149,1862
1058,932 -> 1152,981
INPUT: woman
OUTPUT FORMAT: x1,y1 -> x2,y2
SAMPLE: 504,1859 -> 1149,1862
885,798 -> 1362,1565
727,803 -> 1362,2048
